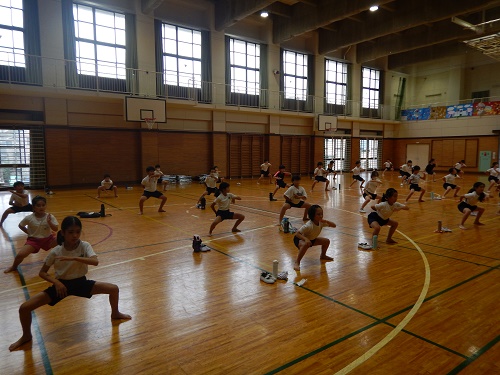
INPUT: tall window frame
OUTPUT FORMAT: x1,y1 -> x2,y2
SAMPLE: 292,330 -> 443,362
324,136 -> 351,172
325,59 -> 347,105
283,50 -> 308,101
361,67 -> 380,109
73,3 -> 126,80
162,23 -> 202,89
229,37 -> 260,96
0,0 -> 24,68
359,138 -> 382,170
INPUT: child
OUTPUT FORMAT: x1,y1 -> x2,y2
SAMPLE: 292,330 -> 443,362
0,181 -> 32,226
279,175 -> 311,225
8,216 -> 131,351
213,166 -> 224,183
270,165 -> 291,201
485,162 -> 499,193
367,188 -> 409,247
458,182 -> 486,230
442,168 -> 461,198
454,160 -> 466,177
326,160 -> 337,179
97,174 -> 118,198
349,160 -> 365,189
197,167 -> 219,208
399,160 -> 412,186
423,159 -> 437,182
209,182 -> 245,236
257,160 -> 272,184
155,164 -> 169,191
360,171 -> 382,212
293,204 -> 336,271
139,166 -> 167,214
382,159 -> 393,177
4,196 -> 58,273
405,166 -> 426,203
311,162 -> 331,191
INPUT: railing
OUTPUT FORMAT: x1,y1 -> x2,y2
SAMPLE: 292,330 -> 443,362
0,53 -> 397,120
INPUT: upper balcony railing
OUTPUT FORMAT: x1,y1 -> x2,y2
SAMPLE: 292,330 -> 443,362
0,53 -> 398,120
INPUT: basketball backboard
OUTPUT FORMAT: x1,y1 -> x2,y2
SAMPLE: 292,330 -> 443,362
125,97 -> 166,123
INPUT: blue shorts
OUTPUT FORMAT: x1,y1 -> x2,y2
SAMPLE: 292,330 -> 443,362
44,276 -> 96,306
363,192 -> 377,200
458,201 -> 477,213
409,184 -> 422,192
293,236 -> 316,249
488,176 -> 499,182
353,175 -> 364,181
142,190 -> 164,199
315,176 -> 328,182
216,210 -> 234,221
367,212 -> 389,227
260,170 -> 270,177
443,183 -> 457,190
206,187 -> 218,195
288,200 -> 305,208
276,179 -> 286,188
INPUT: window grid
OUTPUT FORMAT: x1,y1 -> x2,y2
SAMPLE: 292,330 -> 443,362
325,60 -> 347,105
162,23 -> 202,88
0,0 -> 24,67
73,3 -> 126,79
359,138 -> 382,170
229,38 -> 260,95
283,50 -> 307,101
361,67 -> 380,109
324,137 -> 351,172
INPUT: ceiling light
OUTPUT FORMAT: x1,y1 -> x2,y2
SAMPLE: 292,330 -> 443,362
260,10 -> 269,18
369,5 -> 378,11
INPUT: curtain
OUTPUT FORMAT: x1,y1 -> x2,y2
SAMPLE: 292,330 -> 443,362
200,30 -> 212,103
279,48 -> 284,109
259,44 -> 268,108
306,54 -> 314,112
61,0 -> 78,87
125,14 -> 138,94
154,19 -> 165,97
23,0 -> 42,85
225,36 -> 231,104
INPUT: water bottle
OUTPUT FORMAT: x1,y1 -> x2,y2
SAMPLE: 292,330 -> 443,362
430,191 -> 434,200
437,221 -> 442,232
272,260 -> 279,278
283,218 -> 290,233
372,235 -> 378,249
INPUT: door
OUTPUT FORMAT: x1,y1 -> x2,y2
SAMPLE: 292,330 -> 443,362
406,144 -> 429,167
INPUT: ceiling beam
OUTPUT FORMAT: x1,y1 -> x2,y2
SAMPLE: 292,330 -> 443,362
388,43 -> 472,70
318,0 -> 500,54
214,0 -> 275,31
272,0 -> 395,44
357,20 -> 500,63
141,0 -> 165,14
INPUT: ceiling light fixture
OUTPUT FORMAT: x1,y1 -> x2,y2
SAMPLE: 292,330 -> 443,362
260,10 -> 269,18
369,5 -> 378,12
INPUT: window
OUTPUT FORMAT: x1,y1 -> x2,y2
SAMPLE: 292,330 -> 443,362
162,24 -> 201,88
325,60 -> 347,105
359,138 -> 382,170
283,50 -> 307,101
324,137 -> 351,172
0,0 -> 24,68
361,67 -> 380,109
73,4 -> 126,80
229,38 -> 260,95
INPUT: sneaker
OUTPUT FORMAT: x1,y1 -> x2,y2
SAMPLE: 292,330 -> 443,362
200,244 -> 211,252
358,242 -> 372,250
359,209 -> 366,213
331,187 -> 337,190
260,272 -> 276,284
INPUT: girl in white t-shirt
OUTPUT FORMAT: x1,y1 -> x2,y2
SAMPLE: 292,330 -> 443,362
293,205 -> 336,271
4,196 -> 59,273
209,182 -> 245,236
367,188 -> 409,247
458,182 -> 486,230
8,216 -> 131,351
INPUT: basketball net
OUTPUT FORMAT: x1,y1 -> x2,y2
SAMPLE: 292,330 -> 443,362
144,118 -> 156,130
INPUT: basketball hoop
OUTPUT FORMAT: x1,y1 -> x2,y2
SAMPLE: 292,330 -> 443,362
144,118 -> 156,130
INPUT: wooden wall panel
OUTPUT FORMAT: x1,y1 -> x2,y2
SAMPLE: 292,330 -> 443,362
453,139 -> 466,163
212,133 -> 227,177
432,140 -> 443,166
465,139 -> 478,167
268,135 -> 281,175
281,136 -> 310,175
45,128 -> 72,186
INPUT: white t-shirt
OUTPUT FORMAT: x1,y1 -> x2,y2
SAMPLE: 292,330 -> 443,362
374,201 -> 406,220
19,213 -> 59,238
205,174 -> 217,188
214,193 -> 235,211
364,179 -> 381,194
284,185 -> 307,205
401,164 -> 412,173
455,162 -> 465,170
141,175 -> 158,192
443,174 -> 457,184
314,167 -> 327,177
11,190 -> 30,207
463,191 -> 481,206
486,168 -> 499,177
298,220 -> 327,241
352,166 -> 362,175
384,161 -> 392,168
101,179 -> 114,189
408,173 -> 421,185
45,241 -> 96,280
260,163 -> 271,172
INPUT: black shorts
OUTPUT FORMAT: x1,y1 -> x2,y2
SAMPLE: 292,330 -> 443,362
315,176 -> 328,182
276,179 -> 286,188
458,201 -> 477,213
206,187 -> 218,195
455,169 -> 462,174
400,171 -> 411,178
363,192 -> 377,200
288,200 -> 305,208
216,210 -> 234,221
443,183 -> 457,190
409,184 -> 422,192
425,167 -> 435,174
327,168 -> 334,173
260,170 -> 270,177
105,184 -> 115,190
10,204 -> 33,213
142,190 -> 164,199
353,175 -> 364,181
367,212 -> 389,227
488,176 -> 499,182
44,276 -> 96,306
293,236 -> 316,249
385,167 -> 392,171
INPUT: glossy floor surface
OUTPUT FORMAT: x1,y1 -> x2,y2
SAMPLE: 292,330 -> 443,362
1,172 -> 499,374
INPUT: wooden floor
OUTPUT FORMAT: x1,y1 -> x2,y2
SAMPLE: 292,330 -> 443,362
1,172 -> 499,375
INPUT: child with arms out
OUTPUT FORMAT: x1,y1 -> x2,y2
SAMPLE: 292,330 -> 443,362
349,160 -> 365,189
97,174 -> 118,198
139,166 -> 167,214
8,216 -> 131,351
442,168 -> 461,198
293,205 -> 336,271
0,181 -> 32,226
311,161 -> 332,191
257,160 -> 272,184
270,165 -> 292,201
405,166 -> 426,203
279,175 -> 311,226
359,171 -> 383,213
457,182 -> 486,230
209,182 -> 245,236
4,196 -> 58,273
